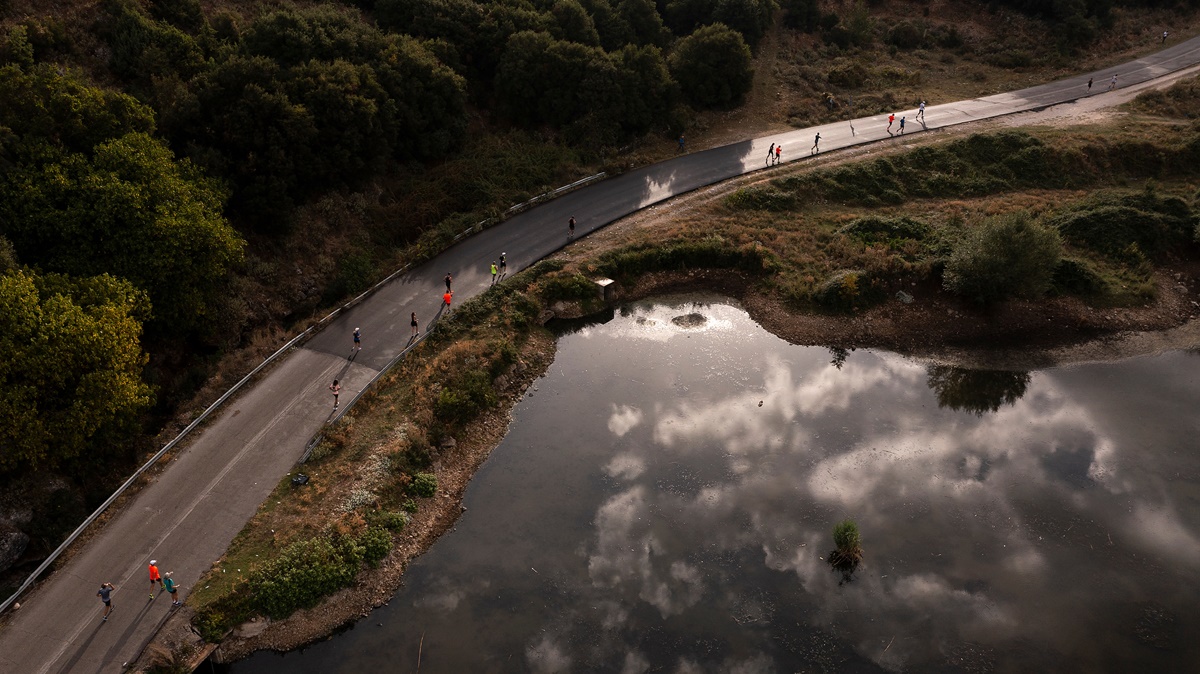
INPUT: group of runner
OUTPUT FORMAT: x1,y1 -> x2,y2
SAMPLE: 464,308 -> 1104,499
97,559 -> 182,622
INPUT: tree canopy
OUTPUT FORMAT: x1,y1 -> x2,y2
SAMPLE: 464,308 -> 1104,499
668,23 -> 754,109
0,267 -> 153,474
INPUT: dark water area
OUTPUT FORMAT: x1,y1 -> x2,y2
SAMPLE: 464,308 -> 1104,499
221,295 -> 1200,673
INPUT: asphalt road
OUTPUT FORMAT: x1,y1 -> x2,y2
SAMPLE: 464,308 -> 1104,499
3,34 -> 1200,674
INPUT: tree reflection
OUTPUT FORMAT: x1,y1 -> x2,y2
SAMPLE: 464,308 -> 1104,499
926,365 -> 1031,416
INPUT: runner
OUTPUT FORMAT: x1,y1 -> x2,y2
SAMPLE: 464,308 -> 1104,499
677,134 -> 686,152
148,560 -> 163,599
97,583 -> 115,621
774,145 -> 781,164
444,272 -> 452,292
1108,74 -> 1118,91
490,261 -> 498,285
329,380 -> 341,408
499,253 -> 507,276
898,116 -> 906,134
1162,30 -> 1169,44
353,327 -> 361,352
163,572 -> 181,607
1087,76 -> 1093,92
568,216 -> 576,238
811,132 -> 820,155
887,112 -> 895,133
916,100 -> 925,122
410,312 -> 418,337
443,290 -> 453,313
766,142 -> 774,164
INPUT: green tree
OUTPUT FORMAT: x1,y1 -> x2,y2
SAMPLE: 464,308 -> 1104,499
668,23 -> 753,109
0,63 -> 155,157
942,212 -> 1062,305
551,0 -> 602,45
0,268 -> 152,473
712,0 -> 776,48
101,0 -> 205,84
610,44 -> 679,135
1,25 -> 35,69
0,132 -> 245,335
241,6 -> 388,67
579,0 -> 635,51
496,31 -> 619,128
618,0 -> 671,48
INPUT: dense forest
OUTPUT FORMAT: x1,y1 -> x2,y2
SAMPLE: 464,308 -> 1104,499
0,0 -> 1197,590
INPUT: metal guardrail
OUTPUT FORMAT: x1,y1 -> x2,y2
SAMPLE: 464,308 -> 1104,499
0,170 -> 609,616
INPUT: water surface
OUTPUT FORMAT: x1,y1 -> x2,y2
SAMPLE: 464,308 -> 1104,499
225,295 -> 1200,673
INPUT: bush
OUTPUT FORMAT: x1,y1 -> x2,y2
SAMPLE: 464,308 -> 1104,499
942,213 -> 1062,305
193,609 -> 233,643
724,187 -> 797,211
411,472 -> 438,498
251,537 -> 358,619
369,511 -> 409,531
1048,191 -> 1195,260
812,269 -> 882,312
839,215 -> 929,242
886,20 -> 923,49
596,237 -> 775,282
541,273 -> 599,302
832,520 -> 862,558
402,498 -> 418,513
434,369 -> 497,424
358,526 -> 392,567
1051,257 -> 1106,296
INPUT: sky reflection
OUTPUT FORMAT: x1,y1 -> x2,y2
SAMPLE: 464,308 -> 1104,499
225,296 -> 1200,674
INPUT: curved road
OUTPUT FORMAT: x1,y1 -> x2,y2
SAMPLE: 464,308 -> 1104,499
4,35 -> 1200,674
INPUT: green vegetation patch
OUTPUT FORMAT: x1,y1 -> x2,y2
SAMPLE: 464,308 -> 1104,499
595,235 -> 777,283
943,212 -> 1063,306
1047,189 -> 1197,260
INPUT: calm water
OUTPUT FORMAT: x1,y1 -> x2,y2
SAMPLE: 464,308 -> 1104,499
223,296 -> 1200,673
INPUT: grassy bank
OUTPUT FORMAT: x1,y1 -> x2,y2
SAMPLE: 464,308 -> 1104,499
188,262 -> 563,642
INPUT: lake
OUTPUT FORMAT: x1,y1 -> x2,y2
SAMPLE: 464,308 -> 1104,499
221,295 -> 1200,673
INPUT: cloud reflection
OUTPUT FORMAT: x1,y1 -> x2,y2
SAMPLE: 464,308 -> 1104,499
577,317 -> 1200,670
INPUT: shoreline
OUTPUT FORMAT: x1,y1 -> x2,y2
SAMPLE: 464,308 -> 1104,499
177,266 -> 1200,666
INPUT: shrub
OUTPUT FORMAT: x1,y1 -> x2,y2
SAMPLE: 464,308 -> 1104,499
1051,257 -> 1106,296
193,609 -> 233,643
832,520 -> 862,559
596,237 -> 775,282
251,537 -> 358,619
411,472 -> 438,498
1048,191 -> 1195,260
812,269 -> 883,312
724,187 -> 797,211
358,526 -> 392,567
434,369 -> 497,424
839,215 -> 929,242
540,273 -> 599,302
370,511 -> 409,531
886,20 -> 923,49
402,498 -> 418,513
829,518 -> 863,579
942,213 -> 1062,305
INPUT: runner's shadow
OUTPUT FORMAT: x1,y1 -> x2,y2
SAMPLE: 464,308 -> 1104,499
60,598 -> 156,674
55,620 -> 105,674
